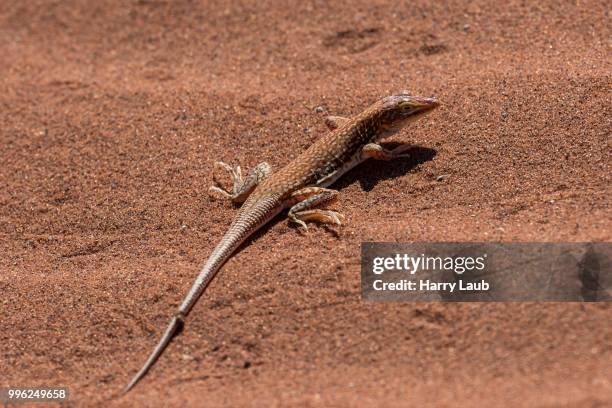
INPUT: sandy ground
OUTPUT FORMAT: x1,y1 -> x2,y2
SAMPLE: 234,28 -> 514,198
1,0 -> 610,406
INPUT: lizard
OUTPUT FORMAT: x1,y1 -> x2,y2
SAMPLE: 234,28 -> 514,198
124,92 -> 440,392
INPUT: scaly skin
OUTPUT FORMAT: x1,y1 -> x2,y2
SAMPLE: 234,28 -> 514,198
124,92 -> 439,392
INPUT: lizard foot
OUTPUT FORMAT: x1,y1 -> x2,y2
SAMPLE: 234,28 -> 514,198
289,209 -> 344,232
361,143 -> 412,161
208,161 -> 242,198
209,161 -> 272,204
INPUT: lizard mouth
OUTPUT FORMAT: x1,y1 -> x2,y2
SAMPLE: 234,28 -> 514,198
401,97 -> 440,119
379,96 -> 440,138
412,96 -> 440,111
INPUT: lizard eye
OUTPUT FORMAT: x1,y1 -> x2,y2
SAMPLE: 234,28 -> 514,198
399,101 -> 412,110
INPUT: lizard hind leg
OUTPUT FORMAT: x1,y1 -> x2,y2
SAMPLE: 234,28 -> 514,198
288,187 -> 344,231
209,161 -> 272,204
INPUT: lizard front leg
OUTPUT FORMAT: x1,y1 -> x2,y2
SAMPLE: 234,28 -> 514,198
361,143 -> 412,161
209,161 -> 272,203
288,187 -> 344,231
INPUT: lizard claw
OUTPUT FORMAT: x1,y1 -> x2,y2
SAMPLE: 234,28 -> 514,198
289,214 -> 309,232
208,185 -> 232,198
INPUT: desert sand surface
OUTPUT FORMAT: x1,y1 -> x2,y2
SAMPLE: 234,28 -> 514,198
1,0 -> 610,406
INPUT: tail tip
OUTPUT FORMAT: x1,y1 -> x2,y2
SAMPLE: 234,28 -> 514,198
123,377 -> 138,394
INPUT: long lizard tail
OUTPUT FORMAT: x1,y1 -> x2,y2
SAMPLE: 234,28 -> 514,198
124,196 -> 281,393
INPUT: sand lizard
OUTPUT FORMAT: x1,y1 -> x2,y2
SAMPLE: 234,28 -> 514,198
124,92 -> 439,392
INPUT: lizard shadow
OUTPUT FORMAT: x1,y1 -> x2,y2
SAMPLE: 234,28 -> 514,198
335,144 -> 437,192
234,144 -> 436,248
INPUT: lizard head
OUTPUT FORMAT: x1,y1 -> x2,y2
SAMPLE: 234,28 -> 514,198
377,92 -> 439,138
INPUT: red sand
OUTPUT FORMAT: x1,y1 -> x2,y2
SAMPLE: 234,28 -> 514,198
1,0 -> 610,406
